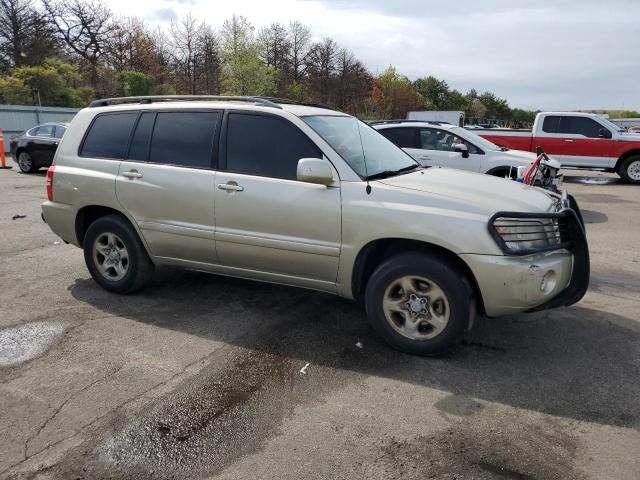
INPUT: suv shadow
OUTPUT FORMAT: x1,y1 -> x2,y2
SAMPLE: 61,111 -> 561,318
68,267 -> 640,430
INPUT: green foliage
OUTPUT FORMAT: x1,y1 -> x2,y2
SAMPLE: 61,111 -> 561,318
0,58 -> 93,107
375,66 -> 426,118
122,70 -> 153,96
222,44 -> 275,96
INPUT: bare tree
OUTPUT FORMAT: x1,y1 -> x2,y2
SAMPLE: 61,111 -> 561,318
0,0 -> 59,70
287,20 -> 310,85
42,0 -> 116,90
169,12 -> 203,95
107,17 -> 163,77
197,26 -> 221,94
306,38 -> 338,103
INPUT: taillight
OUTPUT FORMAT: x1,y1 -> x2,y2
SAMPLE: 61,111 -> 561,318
46,166 -> 55,201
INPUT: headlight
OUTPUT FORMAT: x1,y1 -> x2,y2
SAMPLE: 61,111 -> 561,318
490,213 -> 570,255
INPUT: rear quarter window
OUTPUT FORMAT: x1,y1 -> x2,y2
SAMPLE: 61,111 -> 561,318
80,112 -> 138,159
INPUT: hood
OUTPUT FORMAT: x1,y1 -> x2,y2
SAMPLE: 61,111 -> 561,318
619,132 -> 640,141
378,167 -> 557,214
501,148 -> 562,169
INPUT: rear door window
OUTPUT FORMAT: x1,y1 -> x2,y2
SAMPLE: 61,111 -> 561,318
225,113 -> 321,180
54,125 -> 66,139
379,127 -> 417,148
80,112 -> 138,159
35,125 -> 55,138
542,116 -> 562,133
148,111 -> 219,168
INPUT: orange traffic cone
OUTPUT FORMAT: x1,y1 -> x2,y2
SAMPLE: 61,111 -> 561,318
0,128 -> 9,169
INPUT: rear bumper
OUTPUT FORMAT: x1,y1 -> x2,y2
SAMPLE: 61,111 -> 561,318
462,208 -> 589,317
41,201 -> 80,246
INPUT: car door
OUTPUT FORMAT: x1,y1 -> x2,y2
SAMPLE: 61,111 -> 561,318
378,127 -> 429,164
115,110 -> 221,265
214,111 -> 341,284
536,115 -> 614,167
416,127 -> 482,172
30,125 -> 58,164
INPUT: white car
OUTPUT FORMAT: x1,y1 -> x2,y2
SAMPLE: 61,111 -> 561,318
372,120 -> 561,180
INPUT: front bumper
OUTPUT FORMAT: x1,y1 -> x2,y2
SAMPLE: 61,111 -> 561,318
462,208 -> 589,317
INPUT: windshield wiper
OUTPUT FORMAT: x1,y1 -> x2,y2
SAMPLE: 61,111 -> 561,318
366,164 -> 421,181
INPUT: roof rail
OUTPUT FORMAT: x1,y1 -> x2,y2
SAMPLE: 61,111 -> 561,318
368,119 -> 450,126
257,96 -> 335,110
88,95 -> 283,109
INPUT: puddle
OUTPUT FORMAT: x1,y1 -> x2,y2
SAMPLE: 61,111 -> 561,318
0,321 -> 67,367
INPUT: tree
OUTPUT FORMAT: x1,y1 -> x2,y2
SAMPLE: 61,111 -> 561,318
220,15 -> 274,96
374,66 -> 425,118
287,21 -> 309,85
42,0 -> 116,92
257,22 -> 291,96
0,57 -> 93,106
0,0 -> 59,71
413,76 -> 449,109
306,38 -> 338,103
168,13 -> 203,95
197,26 -> 221,94
122,70 -> 152,96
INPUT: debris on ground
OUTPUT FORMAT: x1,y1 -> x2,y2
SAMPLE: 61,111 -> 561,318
355,341 -> 363,349
299,362 -> 310,375
12,214 -> 26,220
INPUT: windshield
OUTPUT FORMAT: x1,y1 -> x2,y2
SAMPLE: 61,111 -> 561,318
598,116 -> 624,132
302,115 -> 418,179
449,126 -> 504,151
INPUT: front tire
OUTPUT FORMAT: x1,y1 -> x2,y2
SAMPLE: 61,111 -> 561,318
83,214 -> 154,293
618,155 -> 640,184
17,151 -> 37,173
364,252 -> 473,356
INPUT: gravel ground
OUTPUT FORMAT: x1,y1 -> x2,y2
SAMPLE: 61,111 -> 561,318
0,165 -> 638,480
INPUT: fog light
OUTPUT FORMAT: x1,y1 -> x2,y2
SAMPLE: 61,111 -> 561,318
540,270 -> 557,294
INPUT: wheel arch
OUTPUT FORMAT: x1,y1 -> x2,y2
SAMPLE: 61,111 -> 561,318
615,149 -> 640,172
351,238 -> 485,315
75,205 -> 151,257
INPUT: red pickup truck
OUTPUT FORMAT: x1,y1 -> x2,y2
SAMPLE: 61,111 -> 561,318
470,112 -> 640,184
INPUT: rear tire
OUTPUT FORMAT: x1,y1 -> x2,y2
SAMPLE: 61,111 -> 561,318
364,252 -> 473,356
17,151 -> 37,173
83,214 -> 154,293
618,155 -> 640,184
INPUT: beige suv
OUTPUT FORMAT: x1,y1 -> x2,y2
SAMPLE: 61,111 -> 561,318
42,96 -> 589,355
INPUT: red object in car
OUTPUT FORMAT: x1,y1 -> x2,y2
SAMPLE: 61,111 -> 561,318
46,166 -> 55,201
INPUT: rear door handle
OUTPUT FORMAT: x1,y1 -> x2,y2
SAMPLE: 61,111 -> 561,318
218,183 -> 244,192
122,170 -> 143,179
564,139 -> 574,143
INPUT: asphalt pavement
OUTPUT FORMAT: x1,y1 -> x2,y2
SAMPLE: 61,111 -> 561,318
0,165 -> 638,479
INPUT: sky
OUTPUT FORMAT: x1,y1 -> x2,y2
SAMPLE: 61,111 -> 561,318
106,0 -> 640,111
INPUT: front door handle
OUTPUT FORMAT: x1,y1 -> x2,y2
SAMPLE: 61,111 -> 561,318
122,170 -> 143,179
218,183 -> 244,192
564,139 -> 574,143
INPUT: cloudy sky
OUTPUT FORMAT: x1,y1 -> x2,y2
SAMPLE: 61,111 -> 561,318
107,0 -> 640,111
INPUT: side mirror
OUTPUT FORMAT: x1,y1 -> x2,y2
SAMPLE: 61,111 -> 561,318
598,128 -> 612,139
453,143 -> 469,158
297,158 -> 334,186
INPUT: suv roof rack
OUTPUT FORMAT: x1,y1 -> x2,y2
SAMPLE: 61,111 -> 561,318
257,97 -> 334,110
368,119 -> 450,126
88,95 -> 284,109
